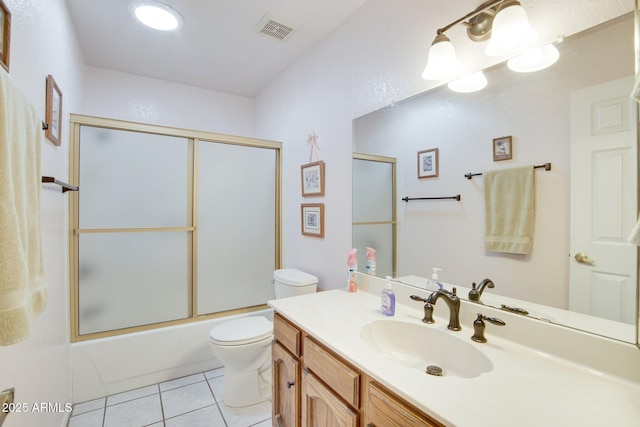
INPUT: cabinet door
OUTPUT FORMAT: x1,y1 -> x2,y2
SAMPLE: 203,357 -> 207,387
363,378 -> 443,427
273,342 -> 300,427
301,369 -> 358,427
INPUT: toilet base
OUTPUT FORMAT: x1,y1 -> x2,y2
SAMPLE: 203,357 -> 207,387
223,362 -> 272,407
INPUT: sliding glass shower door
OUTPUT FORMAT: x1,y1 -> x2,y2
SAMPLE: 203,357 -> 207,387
71,116 -> 280,340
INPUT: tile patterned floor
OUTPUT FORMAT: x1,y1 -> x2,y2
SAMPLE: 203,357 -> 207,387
67,368 -> 271,427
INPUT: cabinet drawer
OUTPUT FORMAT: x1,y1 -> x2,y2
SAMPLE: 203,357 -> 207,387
274,313 -> 302,357
303,336 -> 360,408
364,378 -> 444,427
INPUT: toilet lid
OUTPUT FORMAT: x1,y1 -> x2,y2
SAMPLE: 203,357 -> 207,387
209,317 -> 273,346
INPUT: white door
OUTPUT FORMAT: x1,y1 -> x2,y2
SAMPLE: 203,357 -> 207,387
569,75 -> 637,324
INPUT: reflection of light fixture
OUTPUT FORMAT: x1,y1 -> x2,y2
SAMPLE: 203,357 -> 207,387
422,0 -> 545,84
507,43 -> 560,72
448,71 -> 488,93
130,1 -> 183,31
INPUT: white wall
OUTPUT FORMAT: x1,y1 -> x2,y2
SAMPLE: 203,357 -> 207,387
83,67 -> 255,136
253,0 -> 634,291
0,1 -> 85,426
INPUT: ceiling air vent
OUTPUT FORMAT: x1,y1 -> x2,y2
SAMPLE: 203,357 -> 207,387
254,13 -> 300,42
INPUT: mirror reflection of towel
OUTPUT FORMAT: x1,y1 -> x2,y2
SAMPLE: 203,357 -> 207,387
628,214 -> 640,246
484,166 -> 535,254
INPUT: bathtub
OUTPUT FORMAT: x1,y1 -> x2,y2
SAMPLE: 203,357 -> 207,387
70,308 -> 274,402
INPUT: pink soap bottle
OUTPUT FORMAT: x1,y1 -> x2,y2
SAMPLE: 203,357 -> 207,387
347,248 -> 358,292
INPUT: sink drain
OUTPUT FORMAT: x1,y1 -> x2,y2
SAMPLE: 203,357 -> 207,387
425,365 -> 443,376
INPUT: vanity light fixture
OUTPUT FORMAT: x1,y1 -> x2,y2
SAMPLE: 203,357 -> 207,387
507,43 -> 560,73
422,0 -> 539,82
130,1 -> 183,31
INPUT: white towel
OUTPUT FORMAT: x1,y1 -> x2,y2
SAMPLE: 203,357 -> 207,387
484,166 -> 535,254
0,67 -> 48,346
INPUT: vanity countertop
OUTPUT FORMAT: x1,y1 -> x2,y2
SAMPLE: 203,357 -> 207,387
268,288 -> 640,427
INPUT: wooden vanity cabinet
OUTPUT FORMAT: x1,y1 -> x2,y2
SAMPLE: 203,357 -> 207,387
273,313 -> 302,427
273,312 -> 442,427
362,376 -> 445,427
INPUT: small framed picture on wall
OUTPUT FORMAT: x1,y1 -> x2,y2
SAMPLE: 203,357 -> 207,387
301,161 -> 325,197
417,147 -> 439,179
301,203 -> 324,238
0,0 -> 11,72
45,74 -> 63,146
493,136 -> 512,161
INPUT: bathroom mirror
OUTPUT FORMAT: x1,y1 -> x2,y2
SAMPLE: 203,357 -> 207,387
353,10 -> 639,343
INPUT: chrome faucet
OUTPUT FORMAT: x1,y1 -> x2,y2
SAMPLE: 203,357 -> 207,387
468,278 -> 495,302
410,287 -> 461,331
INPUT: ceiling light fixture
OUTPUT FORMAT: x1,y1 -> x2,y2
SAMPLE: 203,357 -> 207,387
130,1 -> 183,31
422,0 -> 546,85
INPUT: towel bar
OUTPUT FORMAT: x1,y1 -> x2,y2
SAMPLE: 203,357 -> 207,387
465,162 -> 551,180
402,195 -> 461,202
41,176 -> 78,193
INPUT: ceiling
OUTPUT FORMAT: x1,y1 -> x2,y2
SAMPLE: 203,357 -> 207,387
65,0 -> 369,98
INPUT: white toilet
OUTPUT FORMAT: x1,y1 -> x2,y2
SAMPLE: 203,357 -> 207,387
208,268 -> 318,407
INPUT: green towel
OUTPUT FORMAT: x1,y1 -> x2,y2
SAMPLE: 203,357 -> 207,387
484,166 -> 535,254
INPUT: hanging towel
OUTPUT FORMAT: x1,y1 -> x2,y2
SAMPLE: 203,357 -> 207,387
0,67 -> 48,346
484,166 -> 535,254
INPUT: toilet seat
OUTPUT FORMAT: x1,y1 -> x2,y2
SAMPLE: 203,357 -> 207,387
209,317 -> 273,346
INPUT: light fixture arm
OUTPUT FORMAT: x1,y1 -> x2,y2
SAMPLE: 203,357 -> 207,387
435,0 -> 505,36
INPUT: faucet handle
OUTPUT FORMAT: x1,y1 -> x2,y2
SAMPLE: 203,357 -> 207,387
410,295 -> 428,303
471,313 -> 505,343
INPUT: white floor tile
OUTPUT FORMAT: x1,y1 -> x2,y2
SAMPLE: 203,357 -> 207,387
207,375 -> 225,403
160,372 -> 206,392
71,397 -> 105,416
218,400 -> 272,427
107,384 -> 159,406
204,367 -> 225,380
67,409 -> 104,427
161,381 -> 216,419
251,419 -> 272,427
165,405 -> 226,427
103,394 -> 163,427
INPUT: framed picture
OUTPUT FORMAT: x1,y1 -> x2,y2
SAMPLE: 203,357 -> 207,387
301,203 -> 324,238
45,74 -> 63,146
493,136 -> 512,161
301,160 -> 325,197
417,148 -> 439,179
0,0 -> 11,72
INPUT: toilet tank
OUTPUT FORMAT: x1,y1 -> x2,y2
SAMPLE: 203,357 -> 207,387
273,269 -> 318,299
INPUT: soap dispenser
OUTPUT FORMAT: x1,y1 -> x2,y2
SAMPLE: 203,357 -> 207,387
427,267 -> 443,291
381,276 -> 395,316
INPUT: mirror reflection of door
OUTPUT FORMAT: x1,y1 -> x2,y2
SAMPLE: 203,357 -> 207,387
352,154 -> 397,278
569,75 -> 638,324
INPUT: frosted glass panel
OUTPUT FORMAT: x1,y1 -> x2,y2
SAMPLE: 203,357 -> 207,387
197,142 -> 277,315
353,159 -> 393,222
353,224 -> 394,277
78,232 -> 189,335
79,126 -> 189,229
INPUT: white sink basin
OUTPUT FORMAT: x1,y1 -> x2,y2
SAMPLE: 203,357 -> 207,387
360,320 -> 493,378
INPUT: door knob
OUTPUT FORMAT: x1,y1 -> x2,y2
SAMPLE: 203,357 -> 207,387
574,252 -> 595,265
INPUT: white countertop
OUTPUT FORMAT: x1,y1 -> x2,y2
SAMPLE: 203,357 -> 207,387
269,288 -> 640,426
